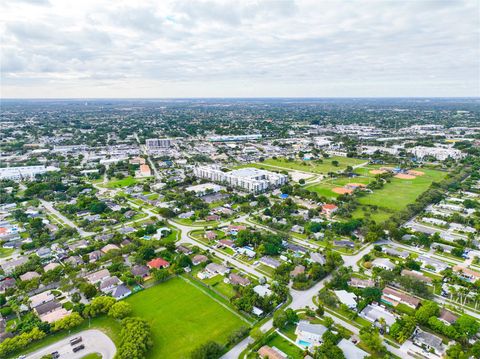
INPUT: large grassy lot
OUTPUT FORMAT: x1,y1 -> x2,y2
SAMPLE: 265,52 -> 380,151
237,156 -> 366,174
126,277 -> 248,359
352,168 -> 447,223
103,176 -> 140,188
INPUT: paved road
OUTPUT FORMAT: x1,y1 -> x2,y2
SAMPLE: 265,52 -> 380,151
171,220 -> 268,279
26,329 -> 116,359
40,199 -> 94,237
221,242 -> 375,358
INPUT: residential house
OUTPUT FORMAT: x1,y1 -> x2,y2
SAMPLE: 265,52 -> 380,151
111,284 -> 132,300
20,271 -> 40,281
453,265 -> 480,282
226,273 -> 251,287
88,250 -> 104,262
371,258 -> 395,271
322,204 -> 338,217
348,278 -> 374,288
101,244 -> 120,253
0,278 -> 16,293
254,285 -> 272,297
30,291 -> 54,308
338,339 -> 368,359
360,304 -> 396,327
1,256 -> 28,274
205,263 -> 230,276
382,247 -> 409,259
218,239 -> 235,249
205,231 -> 217,240
295,321 -> 327,348
412,329 -> 444,355
131,265 -> 150,278
333,240 -> 354,248
147,258 -> 170,269
257,346 -> 287,359
176,245 -> 193,255
290,265 -> 305,278
259,256 -> 281,269
43,262 -> 60,272
418,255 -> 449,272
334,290 -> 357,309
99,276 -> 122,293
309,252 -> 326,265
439,308 -> 458,325
192,254 -> 208,266
382,287 -> 420,309
401,269 -> 432,285
85,269 -> 110,284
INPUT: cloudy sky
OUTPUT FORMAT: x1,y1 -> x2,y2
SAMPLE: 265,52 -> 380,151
1,0 -> 479,98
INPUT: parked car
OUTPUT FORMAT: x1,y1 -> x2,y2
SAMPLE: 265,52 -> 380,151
73,344 -> 85,353
70,337 -> 83,346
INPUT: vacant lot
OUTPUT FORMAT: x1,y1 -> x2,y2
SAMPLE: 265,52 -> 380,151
126,277 -> 248,359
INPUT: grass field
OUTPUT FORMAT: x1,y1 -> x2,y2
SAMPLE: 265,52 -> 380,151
125,277 -> 247,359
353,168 -> 447,222
237,156 -> 366,175
104,177 -> 139,188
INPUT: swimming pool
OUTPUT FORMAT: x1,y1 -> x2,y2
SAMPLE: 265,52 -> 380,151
297,339 -> 311,347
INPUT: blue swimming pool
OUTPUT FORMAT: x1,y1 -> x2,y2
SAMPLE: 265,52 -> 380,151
298,340 -> 311,347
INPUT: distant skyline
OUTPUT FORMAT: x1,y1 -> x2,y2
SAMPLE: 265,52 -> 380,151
1,0 -> 479,98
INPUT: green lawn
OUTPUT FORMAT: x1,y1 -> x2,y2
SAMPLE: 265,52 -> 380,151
104,177 -> 139,188
125,277 -> 247,359
238,156 -> 366,175
351,168 -> 446,223
0,247 -> 14,258
265,333 -> 303,358
81,354 -> 102,359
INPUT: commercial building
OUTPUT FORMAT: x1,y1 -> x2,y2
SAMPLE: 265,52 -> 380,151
193,166 -> 287,193
0,166 -> 60,181
146,138 -> 172,149
208,134 -> 262,142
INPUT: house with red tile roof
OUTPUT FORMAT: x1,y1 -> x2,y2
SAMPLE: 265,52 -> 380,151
322,204 -> 338,217
147,257 -> 170,269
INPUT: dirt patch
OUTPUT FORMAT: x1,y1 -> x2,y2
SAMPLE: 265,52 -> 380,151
332,187 -> 353,195
408,170 -> 425,176
395,173 -> 416,179
369,170 -> 387,175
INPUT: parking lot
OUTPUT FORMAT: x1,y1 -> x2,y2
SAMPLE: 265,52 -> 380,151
25,329 -> 116,359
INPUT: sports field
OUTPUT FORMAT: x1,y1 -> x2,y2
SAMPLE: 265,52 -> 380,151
353,168 -> 447,222
125,277 -> 248,359
237,156 -> 366,175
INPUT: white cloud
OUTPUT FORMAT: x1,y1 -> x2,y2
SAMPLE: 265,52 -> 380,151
0,0 -> 478,97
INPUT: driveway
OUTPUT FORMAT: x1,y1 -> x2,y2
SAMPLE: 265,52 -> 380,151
26,329 -> 116,359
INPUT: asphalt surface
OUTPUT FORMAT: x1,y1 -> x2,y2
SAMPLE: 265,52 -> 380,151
26,329 -> 116,359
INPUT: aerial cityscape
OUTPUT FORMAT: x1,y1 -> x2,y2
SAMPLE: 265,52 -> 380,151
1,1 -> 479,359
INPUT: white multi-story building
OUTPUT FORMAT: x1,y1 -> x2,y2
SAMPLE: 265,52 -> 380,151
208,134 -> 262,142
146,138 -> 172,149
0,166 -> 60,181
193,166 -> 287,193
409,146 -> 465,161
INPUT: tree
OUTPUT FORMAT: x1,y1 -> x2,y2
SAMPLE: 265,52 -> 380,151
116,317 -> 152,359
84,296 -> 116,317
190,341 -> 224,359
51,312 -> 84,332
455,315 -> 480,337
153,268 -> 169,282
359,325 -> 386,354
108,301 -> 132,320
80,283 -> 97,299
415,300 -> 439,324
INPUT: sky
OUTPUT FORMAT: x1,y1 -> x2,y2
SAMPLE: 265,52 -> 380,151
1,0 -> 479,98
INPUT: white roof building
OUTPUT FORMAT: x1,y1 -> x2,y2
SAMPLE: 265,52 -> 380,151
334,290 -> 357,309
